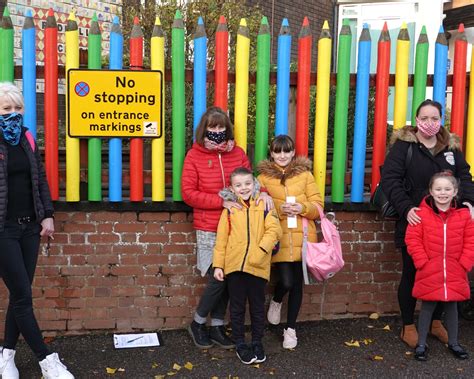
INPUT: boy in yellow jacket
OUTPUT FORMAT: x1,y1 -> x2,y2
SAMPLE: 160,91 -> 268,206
213,167 -> 282,365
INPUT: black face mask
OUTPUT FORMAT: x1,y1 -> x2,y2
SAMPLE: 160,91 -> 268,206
206,130 -> 227,144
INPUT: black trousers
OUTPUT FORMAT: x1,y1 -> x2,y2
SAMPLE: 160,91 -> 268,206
399,246 -> 443,325
195,267 -> 229,321
273,261 -> 304,329
0,221 -> 50,360
227,272 -> 266,345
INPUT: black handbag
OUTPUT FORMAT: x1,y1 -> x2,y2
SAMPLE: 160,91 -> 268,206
371,144 -> 413,219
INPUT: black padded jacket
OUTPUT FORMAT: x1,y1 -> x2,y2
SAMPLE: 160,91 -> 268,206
0,127 -> 54,231
380,126 -> 474,248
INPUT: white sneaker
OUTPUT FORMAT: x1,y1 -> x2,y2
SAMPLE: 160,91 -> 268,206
267,300 -> 282,325
39,353 -> 74,379
283,327 -> 298,349
0,348 -> 19,379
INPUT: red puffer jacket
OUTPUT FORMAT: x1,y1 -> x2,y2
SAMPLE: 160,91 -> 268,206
405,197 -> 474,302
181,143 -> 251,232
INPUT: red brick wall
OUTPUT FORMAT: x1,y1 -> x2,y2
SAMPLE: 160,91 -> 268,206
0,210 -> 401,336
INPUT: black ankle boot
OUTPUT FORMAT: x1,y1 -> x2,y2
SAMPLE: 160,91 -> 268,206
414,345 -> 428,361
448,344 -> 468,360
209,325 -> 234,349
188,321 -> 213,349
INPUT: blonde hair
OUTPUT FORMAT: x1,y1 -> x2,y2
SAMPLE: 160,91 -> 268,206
0,82 -> 24,109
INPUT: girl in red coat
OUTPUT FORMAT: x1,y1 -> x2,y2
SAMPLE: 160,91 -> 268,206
181,107 -> 271,349
406,171 -> 474,361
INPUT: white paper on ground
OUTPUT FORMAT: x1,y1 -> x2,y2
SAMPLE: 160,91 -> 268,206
113,333 -> 160,349
286,196 -> 297,228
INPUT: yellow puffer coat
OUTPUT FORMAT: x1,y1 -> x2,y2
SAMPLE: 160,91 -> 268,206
213,197 -> 282,281
257,156 -> 323,263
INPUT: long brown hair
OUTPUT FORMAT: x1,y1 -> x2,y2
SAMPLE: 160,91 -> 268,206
194,107 -> 234,144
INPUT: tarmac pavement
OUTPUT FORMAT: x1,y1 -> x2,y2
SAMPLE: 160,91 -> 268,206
11,316 -> 474,378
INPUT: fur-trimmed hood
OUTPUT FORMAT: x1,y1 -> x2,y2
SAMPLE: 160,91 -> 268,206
257,156 -> 312,184
390,125 -> 461,155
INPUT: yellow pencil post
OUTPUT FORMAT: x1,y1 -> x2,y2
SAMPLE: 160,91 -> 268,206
313,20 -> 331,199
465,44 -> 474,175
234,18 -> 250,152
151,17 -> 165,201
393,22 -> 410,130
65,12 -> 80,201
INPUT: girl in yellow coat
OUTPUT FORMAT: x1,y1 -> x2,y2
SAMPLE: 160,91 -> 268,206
213,167 -> 281,365
257,135 -> 323,349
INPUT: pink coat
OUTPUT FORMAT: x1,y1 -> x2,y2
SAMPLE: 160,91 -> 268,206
181,143 -> 250,232
405,197 -> 474,302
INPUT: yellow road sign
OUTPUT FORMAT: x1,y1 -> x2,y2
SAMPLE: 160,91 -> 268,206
67,69 -> 163,138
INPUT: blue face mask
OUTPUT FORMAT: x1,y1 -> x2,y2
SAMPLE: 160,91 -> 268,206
0,112 -> 23,146
206,130 -> 227,144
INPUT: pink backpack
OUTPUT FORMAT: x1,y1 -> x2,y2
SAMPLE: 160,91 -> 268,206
302,203 -> 344,284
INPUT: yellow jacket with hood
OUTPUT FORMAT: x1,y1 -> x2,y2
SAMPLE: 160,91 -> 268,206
257,156 -> 323,263
212,184 -> 282,281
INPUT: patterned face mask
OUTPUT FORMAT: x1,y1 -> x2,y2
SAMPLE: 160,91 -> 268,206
0,112 -> 23,146
416,117 -> 441,137
205,130 -> 227,144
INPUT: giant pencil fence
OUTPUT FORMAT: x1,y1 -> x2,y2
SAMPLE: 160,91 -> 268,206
1,7 -> 472,203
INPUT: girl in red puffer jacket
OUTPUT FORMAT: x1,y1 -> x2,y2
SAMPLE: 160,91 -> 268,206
406,170 -> 474,361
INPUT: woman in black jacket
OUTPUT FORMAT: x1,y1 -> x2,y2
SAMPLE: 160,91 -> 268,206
381,99 -> 474,349
0,83 -> 74,379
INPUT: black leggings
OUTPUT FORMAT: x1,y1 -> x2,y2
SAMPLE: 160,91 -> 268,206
399,246 -> 443,325
273,262 -> 303,329
0,221 -> 50,360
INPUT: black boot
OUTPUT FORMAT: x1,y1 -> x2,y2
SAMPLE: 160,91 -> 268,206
188,321 -> 213,349
209,325 -> 234,349
414,345 -> 428,361
448,344 -> 469,360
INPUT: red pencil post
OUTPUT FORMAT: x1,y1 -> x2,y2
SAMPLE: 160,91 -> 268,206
295,17 -> 312,156
214,16 -> 228,111
451,23 -> 467,146
44,8 -> 59,199
371,22 -> 391,194
129,16 -> 144,201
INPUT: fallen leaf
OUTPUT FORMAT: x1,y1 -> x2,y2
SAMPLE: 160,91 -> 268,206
382,325 -> 391,331
373,355 -> 384,361
457,368 -> 464,372
344,340 -> 360,347
367,325 -> 374,328
211,377 -> 218,379
167,371 -> 176,376
252,364 -> 260,368
369,313 -> 379,320
362,338 -> 373,345
152,363 -> 159,369
44,337 -> 55,344
117,368 -> 125,372
210,357 -> 219,360
184,362 -> 193,370
106,367 -> 117,374
154,376 -> 165,379
405,351 -> 412,356
172,363 -> 181,371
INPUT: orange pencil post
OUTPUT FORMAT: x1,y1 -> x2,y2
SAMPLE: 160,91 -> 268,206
129,17 -> 144,201
451,23 -> 468,145
214,16 -> 228,111
44,8 -> 59,200
295,17 -> 312,157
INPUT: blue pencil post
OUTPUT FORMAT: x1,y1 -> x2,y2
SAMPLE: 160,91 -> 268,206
193,17 -> 207,138
275,18 -> 291,136
350,24 -> 371,203
433,25 -> 448,125
22,9 -> 36,137
108,16 -> 123,202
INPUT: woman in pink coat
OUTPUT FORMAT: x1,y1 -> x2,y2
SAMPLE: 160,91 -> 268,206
405,171 -> 474,361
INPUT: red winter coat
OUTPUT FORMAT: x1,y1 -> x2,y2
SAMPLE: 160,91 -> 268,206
181,143 -> 251,232
405,197 -> 474,302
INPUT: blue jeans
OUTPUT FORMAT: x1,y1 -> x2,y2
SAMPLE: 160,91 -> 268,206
0,220 -> 50,360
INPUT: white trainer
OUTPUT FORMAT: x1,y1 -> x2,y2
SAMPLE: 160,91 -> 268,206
267,299 -> 282,325
39,353 -> 74,379
283,327 -> 298,349
0,348 -> 19,379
